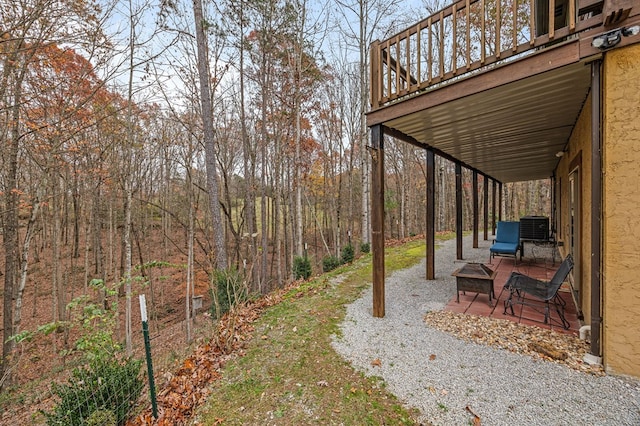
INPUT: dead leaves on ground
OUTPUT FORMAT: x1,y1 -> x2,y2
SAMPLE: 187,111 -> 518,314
466,405 -> 482,425
423,310 -> 604,375
528,341 -> 568,360
128,285 -> 297,425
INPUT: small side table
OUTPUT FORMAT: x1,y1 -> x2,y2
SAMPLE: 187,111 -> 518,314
452,263 -> 498,306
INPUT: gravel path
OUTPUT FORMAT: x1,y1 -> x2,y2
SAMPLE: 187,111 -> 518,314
331,236 -> 640,425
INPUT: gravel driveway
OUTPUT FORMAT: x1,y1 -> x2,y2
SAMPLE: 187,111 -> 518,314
331,236 -> 640,425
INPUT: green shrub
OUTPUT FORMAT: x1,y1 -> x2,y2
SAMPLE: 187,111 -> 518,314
293,255 -> 312,280
15,280 -> 143,426
43,355 -> 143,426
341,244 -> 355,264
86,408 -> 116,426
210,268 -> 248,318
360,242 -> 371,254
322,255 -> 341,272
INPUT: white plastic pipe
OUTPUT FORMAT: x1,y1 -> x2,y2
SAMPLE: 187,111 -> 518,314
579,325 -> 591,340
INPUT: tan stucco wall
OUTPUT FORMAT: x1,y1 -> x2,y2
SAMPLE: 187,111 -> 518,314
554,43 -> 640,378
558,92 -> 593,323
563,95 -> 591,324
602,43 -> 640,377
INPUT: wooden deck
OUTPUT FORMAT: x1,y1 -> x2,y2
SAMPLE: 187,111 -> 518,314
370,0 -> 610,111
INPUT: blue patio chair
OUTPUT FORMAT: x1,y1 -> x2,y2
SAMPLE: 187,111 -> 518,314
503,254 -> 574,329
489,221 -> 520,262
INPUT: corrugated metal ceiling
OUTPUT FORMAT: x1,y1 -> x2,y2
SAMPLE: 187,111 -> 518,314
383,61 -> 593,183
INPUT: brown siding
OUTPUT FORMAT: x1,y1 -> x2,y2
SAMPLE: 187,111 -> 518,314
602,43 -> 640,377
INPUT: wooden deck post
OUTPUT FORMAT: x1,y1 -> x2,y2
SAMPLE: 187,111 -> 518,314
483,174 -> 489,240
371,124 -> 385,317
370,41 -> 381,109
551,175 -> 556,233
455,163 -> 463,260
498,182 -> 503,222
473,170 -> 479,248
426,149 -> 435,279
492,179 -> 497,235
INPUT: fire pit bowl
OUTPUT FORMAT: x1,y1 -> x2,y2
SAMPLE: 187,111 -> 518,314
451,263 -> 498,306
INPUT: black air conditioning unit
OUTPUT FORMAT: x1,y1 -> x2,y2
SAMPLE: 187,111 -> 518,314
520,216 -> 549,241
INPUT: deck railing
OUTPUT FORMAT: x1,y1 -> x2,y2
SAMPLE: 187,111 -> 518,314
370,0 -> 604,109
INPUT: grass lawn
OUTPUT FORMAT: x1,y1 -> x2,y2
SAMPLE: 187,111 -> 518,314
196,238 -> 441,425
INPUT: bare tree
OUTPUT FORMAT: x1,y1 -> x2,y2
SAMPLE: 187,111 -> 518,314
192,0 -> 228,271
224,0 -> 259,287
0,0 -> 106,385
333,0 -> 408,247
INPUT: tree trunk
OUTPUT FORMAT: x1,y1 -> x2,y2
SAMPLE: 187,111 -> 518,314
293,3 -> 306,258
192,0 -> 228,271
14,195 -> 42,337
186,171 -> 194,344
259,42 -> 270,293
52,175 -> 65,324
84,202 -> 91,296
238,0 -> 258,289
122,178 -> 133,354
72,171 -> 81,259
359,0 -> 370,245
1,63 -> 23,386
274,151 -> 282,287
124,1 -> 135,355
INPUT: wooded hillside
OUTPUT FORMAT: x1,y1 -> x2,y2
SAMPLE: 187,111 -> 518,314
0,0 -> 550,421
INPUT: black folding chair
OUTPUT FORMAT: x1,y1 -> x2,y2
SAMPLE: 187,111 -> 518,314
503,254 -> 574,329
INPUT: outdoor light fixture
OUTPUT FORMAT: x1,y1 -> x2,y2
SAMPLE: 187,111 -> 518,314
623,25 -> 640,36
592,25 -> 640,50
592,29 -> 622,49
555,151 -> 565,158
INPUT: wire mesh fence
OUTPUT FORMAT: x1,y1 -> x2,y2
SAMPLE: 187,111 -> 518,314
1,344 -> 146,425
41,355 -> 144,425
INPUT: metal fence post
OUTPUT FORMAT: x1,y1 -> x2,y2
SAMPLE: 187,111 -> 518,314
139,294 -> 158,418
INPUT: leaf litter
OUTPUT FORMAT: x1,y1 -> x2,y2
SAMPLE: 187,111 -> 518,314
423,310 -> 604,375
128,287 -> 292,425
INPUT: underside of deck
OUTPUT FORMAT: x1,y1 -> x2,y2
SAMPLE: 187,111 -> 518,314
369,47 -> 593,183
367,0 -> 640,183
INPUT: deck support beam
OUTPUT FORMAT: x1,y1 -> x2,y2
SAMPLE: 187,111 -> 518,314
472,171 -> 479,248
371,124 -> 386,318
551,175 -> 556,235
498,182 -> 503,222
483,175 -> 489,240
426,149 -> 436,279
492,179 -> 497,235
456,163 -> 463,260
